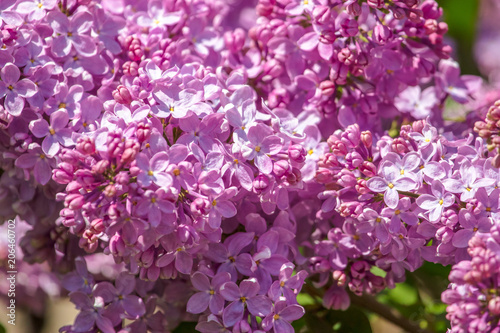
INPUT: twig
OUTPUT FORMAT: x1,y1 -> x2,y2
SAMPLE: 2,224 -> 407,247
349,292 -> 433,333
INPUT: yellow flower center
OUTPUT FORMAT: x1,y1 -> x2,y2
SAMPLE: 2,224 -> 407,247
274,314 -> 280,320
40,154 -> 46,159
280,281 -> 285,287
425,138 -> 430,142
209,290 -> 215,295
49,128 -> 56,135
83,122 -> 88,127
38,2 -> 43,8
73,56 -> 79,61
212,199 -> 217,206
388,183 -> 394,189
308,149 -> 314,155
395,210 -> 400,215
7,85 -> 13,90
375,217 -> 382,223
176,247 -> 182,252
154,19 -> 160,25
228,256 -> 235,262
241,126 -> 246,130
234,159 -> 239,164
58,102 -> 66,109
486,207 -> 492,212
151,197 -> 156,203
240,297 -> 247,303
400,169 -> 404,175
67,32 -> 73,37
303,0 -> 309,4
148,170 -> 154,176
466,187 -> 472,192
255,146 -> 261,152
439,199 -> 443,205
173,168 -> 180,176
473,227 -> 478,232
170,106 -> 174,112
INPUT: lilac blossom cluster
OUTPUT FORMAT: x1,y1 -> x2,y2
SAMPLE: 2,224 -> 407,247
312,119 -> 500,312
225,0 -> 480,134
442,227 -> 500,332
0,0 -> 497,332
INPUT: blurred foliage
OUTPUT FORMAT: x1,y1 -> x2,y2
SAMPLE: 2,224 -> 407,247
437,0 -> 480,75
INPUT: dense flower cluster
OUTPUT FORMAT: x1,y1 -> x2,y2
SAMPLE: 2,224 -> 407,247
0,0 -> 498,332
442,227 -> 500,332
227,0 -> 480,133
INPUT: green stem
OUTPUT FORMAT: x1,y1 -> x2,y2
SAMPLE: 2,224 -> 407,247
398,190 -> 420,198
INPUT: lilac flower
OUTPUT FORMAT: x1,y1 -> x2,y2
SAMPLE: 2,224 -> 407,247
380,197 -> 418,231
69,292 -> 115,333
16,0 -> 57,21
262,300 -> 305,333
93,272 -> 146,319
135,189 -> 176,227
0,62 -> 37,116
357,208 -> 391,243
29,110 -> 73,156
44,83 -> 83,117
153,88 -> 206,119
207,187 -> 238,228
205,232 -> 255,279
15,143 -> 55,185
268,264 -> 307,304
62,257 -> 94,294
367,162 -> 417,209
443,162 -> 495,201
136,152 -> 172,187
136,0 -> 182,32
416,180 -> 455,222
452,210 -> 492,248
395,86 -> 438,119
47,11 -> 97,57
187,272 -> 231,315
241,124 -> 283,175
220,278 -> 272,327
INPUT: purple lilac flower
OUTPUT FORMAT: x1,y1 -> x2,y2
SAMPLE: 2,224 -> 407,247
367,162 -> 417,209
220,278 -> 272,327
416,180 -> 455,222
186,272 -> 231,315
0,62 -> 37,116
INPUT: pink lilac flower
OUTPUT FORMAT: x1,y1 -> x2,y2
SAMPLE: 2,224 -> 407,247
29,110 -> 73,156
0,62 -> 37,116
186,272 -> 231,315
367,162 -> 417,209
416,180 -> 455,222
241,124 -> 283,174
220,278 -> 273,327
47,11 -> 97,57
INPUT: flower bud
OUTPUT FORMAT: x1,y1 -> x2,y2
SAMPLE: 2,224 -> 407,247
76,136 -> 95,155
288,144 -> 307,163
360,131 -> 373,148
340,18 -> 358,37
319,80 -> 336,96
359,161 -> 377,177
112,85 -> 133,105
253,174 -> 270,193
273,159 -> 290,177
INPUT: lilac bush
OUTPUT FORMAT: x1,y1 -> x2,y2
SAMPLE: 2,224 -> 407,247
0,0 -> 498,332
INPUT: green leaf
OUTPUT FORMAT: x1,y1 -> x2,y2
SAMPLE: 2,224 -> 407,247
297,293 -> 317,306
387,282 -> 418,306
0,323 -> 5,333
